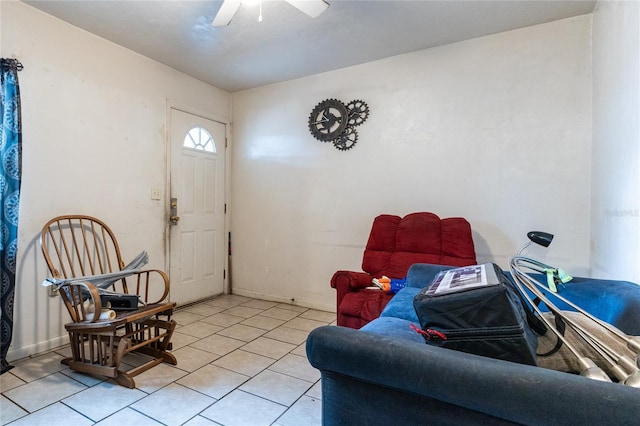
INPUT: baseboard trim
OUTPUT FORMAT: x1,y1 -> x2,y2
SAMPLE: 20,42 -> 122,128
231,288 -> 334,313
6,335 -> 68,364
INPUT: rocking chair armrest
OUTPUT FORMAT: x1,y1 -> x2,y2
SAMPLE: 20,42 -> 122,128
128,269 -> 171,305
57,281 -> 104,323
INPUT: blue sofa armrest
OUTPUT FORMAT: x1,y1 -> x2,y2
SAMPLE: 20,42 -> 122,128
306,325 -> 640,426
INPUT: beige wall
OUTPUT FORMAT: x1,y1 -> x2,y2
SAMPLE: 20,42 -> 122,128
591,0 -> 640,282
230,15 -> 593,311
2,1 -> 231,360
4,1 -> 620,361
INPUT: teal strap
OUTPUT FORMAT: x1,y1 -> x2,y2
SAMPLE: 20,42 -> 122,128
544,269 -> 558,292
543,268 -> 573,293
556,268 -> 573,284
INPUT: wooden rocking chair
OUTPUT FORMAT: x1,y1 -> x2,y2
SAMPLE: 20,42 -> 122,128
40,215 -> 177,388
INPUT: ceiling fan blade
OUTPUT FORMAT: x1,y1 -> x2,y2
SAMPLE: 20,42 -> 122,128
286,0 -> 329,18
212,0 -> 241,27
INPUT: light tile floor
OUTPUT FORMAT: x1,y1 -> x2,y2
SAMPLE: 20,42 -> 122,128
1,294 -> 335,426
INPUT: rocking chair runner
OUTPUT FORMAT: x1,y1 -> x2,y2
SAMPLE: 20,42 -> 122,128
40,215 -> 177,388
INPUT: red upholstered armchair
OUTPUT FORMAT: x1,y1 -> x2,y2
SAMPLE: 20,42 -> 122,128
331,212 -> 477,328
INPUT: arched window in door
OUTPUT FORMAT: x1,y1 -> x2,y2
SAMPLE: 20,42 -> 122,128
184,126 -> 216,153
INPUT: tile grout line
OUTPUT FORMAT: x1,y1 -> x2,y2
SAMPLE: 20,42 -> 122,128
2,295 -> 331,426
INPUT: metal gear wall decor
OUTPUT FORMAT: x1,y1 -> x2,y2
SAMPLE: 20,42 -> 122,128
308,98 -> 369,151
334,126 -> 358,151
308,99 -> 348,142
346,100 -> 369,127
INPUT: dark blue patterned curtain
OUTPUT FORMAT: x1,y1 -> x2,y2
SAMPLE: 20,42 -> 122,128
0,58 -> 23,374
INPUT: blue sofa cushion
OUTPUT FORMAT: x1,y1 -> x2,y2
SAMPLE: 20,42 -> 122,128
380,287 -> 421,322
360,316 -> 424,344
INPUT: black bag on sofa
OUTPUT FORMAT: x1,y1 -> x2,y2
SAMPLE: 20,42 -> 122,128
413,263 -> 540,365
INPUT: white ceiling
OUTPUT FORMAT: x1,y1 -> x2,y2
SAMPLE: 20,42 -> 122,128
23,0 -> 596,92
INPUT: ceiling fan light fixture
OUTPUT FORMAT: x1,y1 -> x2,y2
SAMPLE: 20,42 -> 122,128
287,0 -> 329,18
212,0 -> 241,27
212,0 -> 329,27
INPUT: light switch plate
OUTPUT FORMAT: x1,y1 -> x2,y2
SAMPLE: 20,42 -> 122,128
151,188 -> 162,200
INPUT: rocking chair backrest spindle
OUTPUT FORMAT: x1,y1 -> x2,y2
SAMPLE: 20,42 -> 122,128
41,215 -> 170,307
41,215 -> 129,293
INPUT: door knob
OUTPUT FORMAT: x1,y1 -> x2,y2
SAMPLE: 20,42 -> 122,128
170,197 -> 179,225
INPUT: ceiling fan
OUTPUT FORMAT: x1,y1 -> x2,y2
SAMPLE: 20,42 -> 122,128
212,0 -> 330,27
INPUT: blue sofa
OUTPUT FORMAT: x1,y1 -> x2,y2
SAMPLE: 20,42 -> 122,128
307,263 -> 640,425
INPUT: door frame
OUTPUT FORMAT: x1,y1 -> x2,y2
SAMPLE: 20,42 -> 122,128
164,101 -> 232,299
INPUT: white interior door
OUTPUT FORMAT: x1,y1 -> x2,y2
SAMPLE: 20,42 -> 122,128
169,108 -> 226,305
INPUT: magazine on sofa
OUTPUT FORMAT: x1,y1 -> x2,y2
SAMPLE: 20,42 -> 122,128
424,263 -> 500,296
